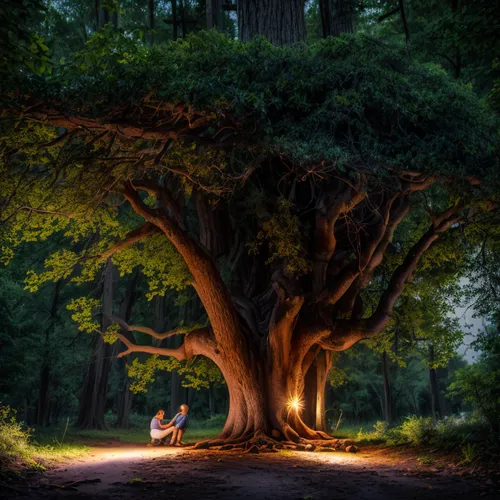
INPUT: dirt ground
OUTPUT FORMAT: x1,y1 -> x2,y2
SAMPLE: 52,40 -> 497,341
3,442 -> 500,500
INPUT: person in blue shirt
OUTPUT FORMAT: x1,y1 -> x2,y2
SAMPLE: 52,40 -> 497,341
148,405 -> 189,446
170,404 -> 189,446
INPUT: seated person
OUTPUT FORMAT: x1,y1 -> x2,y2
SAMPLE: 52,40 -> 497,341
149,409 -> 173,446
170,404 -> 189,446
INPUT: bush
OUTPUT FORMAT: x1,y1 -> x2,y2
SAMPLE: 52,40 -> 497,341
373,420 -> 389,439
201,414 -> 226,429
448,363 -> 500,432
0,405 -> 33,476
387,416 -> 437,446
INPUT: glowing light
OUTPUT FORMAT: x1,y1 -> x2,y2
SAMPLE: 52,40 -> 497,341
286,395 -> 304,414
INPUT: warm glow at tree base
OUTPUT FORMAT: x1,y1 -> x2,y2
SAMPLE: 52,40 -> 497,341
286,395 -> 305,414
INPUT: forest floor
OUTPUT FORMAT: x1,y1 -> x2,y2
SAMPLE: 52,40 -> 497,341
2,437 -> 500,500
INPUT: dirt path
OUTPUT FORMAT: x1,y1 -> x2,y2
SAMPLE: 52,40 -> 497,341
5,443 -> 500,499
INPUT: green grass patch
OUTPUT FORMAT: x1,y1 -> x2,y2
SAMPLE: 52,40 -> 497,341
33,421 -> 223,447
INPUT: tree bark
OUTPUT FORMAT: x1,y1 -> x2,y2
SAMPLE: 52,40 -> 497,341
206,0 -> 224,31
115,272 -> 138,428
148,0 -> 155,45
76,260 -> 114,430
238,0 -> 306,45
319,0 -> 355,37
172,0 -> 178,41
428,345 -> 443,422
35,279 -> 63,427
382,351 -> 392,424
208,383 -> 216,415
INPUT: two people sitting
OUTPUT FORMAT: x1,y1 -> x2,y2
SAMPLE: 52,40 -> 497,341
149,404 -> 189,446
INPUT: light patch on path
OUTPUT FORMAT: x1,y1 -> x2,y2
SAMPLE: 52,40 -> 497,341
26,444 -> 499,499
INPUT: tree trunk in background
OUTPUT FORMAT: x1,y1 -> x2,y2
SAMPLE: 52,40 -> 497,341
314,350 -> 332,431
238,0 -> 306,45
382,351 -> 392,424
428,345 -> 443,422
179,0 -> 187,38
115,272 -> 139,428
102,7 -> 109,26
148,0 -> 155,44
36,279 -> 63,427
76,260 -> 114,430
319,0 -> 355,37
302,350 -> 332,432
172,0 -> 178,40
36,364 -> 51,427
398,0 -> 410,44
94,0 -> 100,30
206,0 -> 224,31
209,384 -> 216,415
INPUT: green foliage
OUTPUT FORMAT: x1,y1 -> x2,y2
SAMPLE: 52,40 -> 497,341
373,420 -> 389,439
448,363 -> 500,431
0,405 -> 32,475
460,442 -> 477,465
0,0 -> 50,75
102,323 -> 120,344
398,415 -> 437,446
201,413 -> 227,429
113,233 -> 191,299
66,297 -> 101,334
127,353 -> 224,394
253,197 -> 311,275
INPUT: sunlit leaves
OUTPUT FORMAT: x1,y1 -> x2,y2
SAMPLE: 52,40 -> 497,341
126,354 -> 224,394
102,323 -> 120,345
66,297 -> 100,334
252,197 -> 311,276
113,233 -> 191,299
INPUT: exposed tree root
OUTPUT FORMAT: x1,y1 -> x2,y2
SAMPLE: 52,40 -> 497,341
191,431 -> 350,453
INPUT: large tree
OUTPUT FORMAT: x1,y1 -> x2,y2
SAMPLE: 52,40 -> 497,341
1,30 -> 498,445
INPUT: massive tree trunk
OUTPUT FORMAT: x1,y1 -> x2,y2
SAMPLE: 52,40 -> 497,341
76,260 -> 114,430
319,0 -> 355,37
238,0 -> 306,45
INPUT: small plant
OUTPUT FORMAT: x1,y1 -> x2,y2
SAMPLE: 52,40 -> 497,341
417,456 -> 434,465
460,442 -> 477,465
373,421 -> 389,439
29,461 -> 46,471
128,477 -> 144,485
357,427 -> 364,440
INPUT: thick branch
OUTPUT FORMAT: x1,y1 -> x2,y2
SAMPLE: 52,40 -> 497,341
313,182 -> 366,293
127,325 -> 190,341
111,315 -> 213,360
120,181 -> 245,362
310,203 -> 466,352
114,331 -> 188,360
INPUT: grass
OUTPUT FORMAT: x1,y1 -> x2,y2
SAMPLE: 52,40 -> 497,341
34,421 -> 222,447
